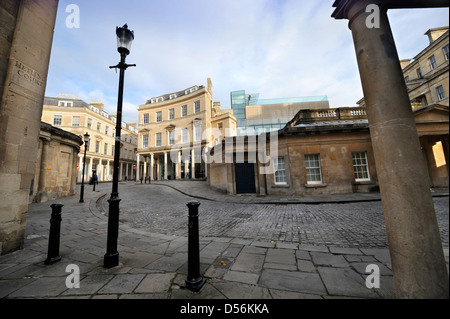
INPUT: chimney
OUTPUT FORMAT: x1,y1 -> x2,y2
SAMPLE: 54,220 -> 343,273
425,27 -> 449,45
90,100 -> 104,111
400,59 -> 411,70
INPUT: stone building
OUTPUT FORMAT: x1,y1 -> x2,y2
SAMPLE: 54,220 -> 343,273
137,79 -> 237,180
0,0 -> 58,255
358,27 -> 449,109
41,95 -> 139,182
31,122 -> 83,203
209,105 -> 448,195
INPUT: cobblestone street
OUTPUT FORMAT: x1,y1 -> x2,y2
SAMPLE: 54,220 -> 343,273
97,182 -> 449,249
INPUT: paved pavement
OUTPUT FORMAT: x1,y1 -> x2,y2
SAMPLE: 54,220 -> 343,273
0,181 -> 448,301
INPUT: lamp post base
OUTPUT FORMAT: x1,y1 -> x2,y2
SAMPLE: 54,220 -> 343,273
104,252 -> 119,269
185,276 -> 206,292
45,256 -> 61,265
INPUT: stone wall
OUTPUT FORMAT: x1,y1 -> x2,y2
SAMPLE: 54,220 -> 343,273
30,123 -> 82,203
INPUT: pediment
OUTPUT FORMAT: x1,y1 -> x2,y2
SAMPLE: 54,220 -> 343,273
414,104 -> 449,124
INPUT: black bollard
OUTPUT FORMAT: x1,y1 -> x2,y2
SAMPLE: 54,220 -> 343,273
45,203 -> 64,265
185,201 -> 205,292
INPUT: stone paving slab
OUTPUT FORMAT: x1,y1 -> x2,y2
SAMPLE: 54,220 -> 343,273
259,269 -> 327,295
317,267 -> 381,298
97,274 -> 146,295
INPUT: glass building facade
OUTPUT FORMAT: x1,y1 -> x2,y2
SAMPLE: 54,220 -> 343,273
231,90 -> 329,136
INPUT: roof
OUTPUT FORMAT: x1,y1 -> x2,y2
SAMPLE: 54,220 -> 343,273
145,85 -> 205,105
292,119 -> 369,128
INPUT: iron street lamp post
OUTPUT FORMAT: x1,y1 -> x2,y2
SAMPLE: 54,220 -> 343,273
104,24 -> 135,269
79,133 -> 90,203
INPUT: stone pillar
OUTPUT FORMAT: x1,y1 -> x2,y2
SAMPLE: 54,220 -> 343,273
37,139 -> 51,203
184,157 -> 189,180
191,149 -> 195,179
136,154 -> 140,181
106,160 -> 111,181
177,151 -> 182,180
98,160 -> 103,182
89,157 -> 93,177
69,149 -> 77,195
79,156 -> 83,181
143,156 -> 147,179
334,0 -> 448,298
203,147 -> 208,178
0,0 -> 59,255
150,153 -> 154,181
442,136 -> 449,176
164,152 -> 168,180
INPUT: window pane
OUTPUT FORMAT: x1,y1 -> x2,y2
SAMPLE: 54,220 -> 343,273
274,157 -> 287,184
352,152 -> 370,181
156,133 -> 162,147
53,115 -> 62,126
305,154 -> 322,183
195,101 -> 200,114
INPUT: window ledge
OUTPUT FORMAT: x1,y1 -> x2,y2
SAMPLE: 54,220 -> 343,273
352,180 -> 374,185
305,183 -> 328,188
272,184 -> 290,188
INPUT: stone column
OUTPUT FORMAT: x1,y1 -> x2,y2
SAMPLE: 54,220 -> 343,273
37,139 -> 51,202
98,160 -> 103,182
89,157 -> 93,178
177,151 -> 182,180
106,160 -> 111,181
191,149 -> 195,179
79,156 -> 83,181
143,156 -> 147,179
136,154 -> 140,181
335,1 -> 448,298
203,147 -> 208,178
0,0 -> 59,255
184,156 -> 188,180
150,153 -> 154,181
164,152 -> 168,180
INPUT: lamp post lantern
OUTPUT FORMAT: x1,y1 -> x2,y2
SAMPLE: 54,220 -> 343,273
79,133 -> 90,203
104,24 -> 136,269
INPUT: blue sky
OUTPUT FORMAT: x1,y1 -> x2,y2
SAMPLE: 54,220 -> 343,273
45,1 -> 449,123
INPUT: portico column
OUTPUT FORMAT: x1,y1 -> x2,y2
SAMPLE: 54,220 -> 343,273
334,0 -> 448,298
79,156 -> 83,181
204,147 -> 208,178
107,160 -> 111,181
143,156 -> 147,179
191,149 -> 195,180
164,152 -> 168,180
89,157 -> 94,177
150,153 -> 154,181
136,154 -> 140,181
98,160 -> 103,182
177,150 -> 182,180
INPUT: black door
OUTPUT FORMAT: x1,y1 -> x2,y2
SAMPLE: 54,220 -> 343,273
235,162 -> 256,194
